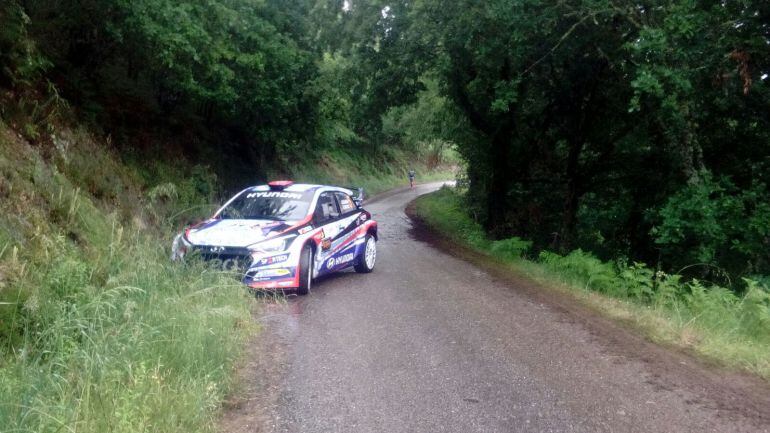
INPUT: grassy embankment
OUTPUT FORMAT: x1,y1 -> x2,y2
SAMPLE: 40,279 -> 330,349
0,124 -> 258,433
412,186 -> 770,381
0,118 -> 453,433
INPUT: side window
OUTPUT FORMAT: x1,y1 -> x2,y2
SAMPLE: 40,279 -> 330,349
314,192 -> 340,224
335,193 -> 355,215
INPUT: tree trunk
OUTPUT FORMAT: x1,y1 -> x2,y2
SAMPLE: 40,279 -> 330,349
485,127 -> 513,237
560,139 -> 584,251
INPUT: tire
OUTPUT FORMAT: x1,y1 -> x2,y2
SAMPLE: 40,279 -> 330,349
354,234 -> 376,273
296,244 -> 313,295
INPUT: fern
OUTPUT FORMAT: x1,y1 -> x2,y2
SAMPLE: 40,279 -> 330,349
490,237 -> 532,259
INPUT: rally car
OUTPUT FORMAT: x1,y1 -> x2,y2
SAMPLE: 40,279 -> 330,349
171,181 -> 377,295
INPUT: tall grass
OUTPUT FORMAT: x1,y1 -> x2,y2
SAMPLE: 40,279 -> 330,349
0,236 -> 253,433
0,127 -> 254,432
413,186 -> 770,379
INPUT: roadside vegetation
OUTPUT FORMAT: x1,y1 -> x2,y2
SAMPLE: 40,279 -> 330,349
0,126 -> 256,432
1,0 -> 767,429
414,187 -> 770,380
0,1 -> 453,432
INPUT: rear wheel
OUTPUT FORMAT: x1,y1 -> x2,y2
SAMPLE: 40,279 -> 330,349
354,234 -> 376,273
296,244 -> 313,295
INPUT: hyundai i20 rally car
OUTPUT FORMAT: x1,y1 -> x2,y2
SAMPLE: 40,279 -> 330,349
171,181 -> 377,295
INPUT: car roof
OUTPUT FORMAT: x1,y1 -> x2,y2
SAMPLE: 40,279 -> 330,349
249,183 -> 354,195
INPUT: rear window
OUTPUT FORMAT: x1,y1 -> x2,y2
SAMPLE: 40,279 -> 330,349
218,190 -> 314,221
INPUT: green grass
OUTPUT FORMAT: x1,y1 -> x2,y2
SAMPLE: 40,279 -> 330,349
413,186 -> 770,380
0,126 -> 254,433
0,242 -> 253,433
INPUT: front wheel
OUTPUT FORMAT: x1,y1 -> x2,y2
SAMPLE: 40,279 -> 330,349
354,235 -> 377,273
296,244 -> 313,295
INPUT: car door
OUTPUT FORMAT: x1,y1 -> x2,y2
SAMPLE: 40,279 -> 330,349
312,192 -> 342,276
333,191 -> 363,240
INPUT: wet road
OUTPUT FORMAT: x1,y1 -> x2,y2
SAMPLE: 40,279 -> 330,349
229,182 -> 770,433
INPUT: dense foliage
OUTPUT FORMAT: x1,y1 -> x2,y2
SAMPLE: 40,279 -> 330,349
399,0 -> 769,284
2,1 -> 768,281
0,0 -> 448,182
0,1 -> 768,428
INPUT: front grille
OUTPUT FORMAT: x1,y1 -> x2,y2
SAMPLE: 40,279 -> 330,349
192,246 -> 253,273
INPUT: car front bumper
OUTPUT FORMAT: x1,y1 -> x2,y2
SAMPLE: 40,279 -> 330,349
243,265 -> 300,289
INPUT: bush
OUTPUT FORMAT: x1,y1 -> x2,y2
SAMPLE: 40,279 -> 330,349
0,1 -> 49,87
738,279 -> 770,342
490,237 -> 532,259
652,172 -> 770,280
540,249 -> 618,294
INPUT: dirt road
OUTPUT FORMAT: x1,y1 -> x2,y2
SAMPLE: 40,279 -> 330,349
222,182 -> 770,433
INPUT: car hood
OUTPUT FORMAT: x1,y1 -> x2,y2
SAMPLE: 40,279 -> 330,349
185,219 -> 295,248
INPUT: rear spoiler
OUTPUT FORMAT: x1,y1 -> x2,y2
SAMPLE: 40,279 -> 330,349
332,185 -> 365,207
352,187 -> 365,207
339,186 -> 365,207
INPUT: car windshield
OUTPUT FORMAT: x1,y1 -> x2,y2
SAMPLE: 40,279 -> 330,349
218,189 -> 313,221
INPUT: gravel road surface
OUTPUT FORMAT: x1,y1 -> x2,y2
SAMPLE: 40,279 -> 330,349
221,182 -> 770,433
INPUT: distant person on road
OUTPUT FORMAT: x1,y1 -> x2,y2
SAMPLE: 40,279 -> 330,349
408,169 -> 416,188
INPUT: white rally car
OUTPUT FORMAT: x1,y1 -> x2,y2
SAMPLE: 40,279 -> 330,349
171,181 -> 378,295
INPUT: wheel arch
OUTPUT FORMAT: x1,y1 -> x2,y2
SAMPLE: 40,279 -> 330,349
367,226 -> 378,241
304,238 -> 317,254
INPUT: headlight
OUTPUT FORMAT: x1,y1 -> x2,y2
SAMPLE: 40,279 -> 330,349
249,235 -> 295,254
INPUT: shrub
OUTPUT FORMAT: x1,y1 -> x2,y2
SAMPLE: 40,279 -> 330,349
0,1 -> 50,87
739,279 -> 770,342
616,261 -> 655,300
652,172 -> 770,280
540,249 -> 618,294
490,237 -> 532,259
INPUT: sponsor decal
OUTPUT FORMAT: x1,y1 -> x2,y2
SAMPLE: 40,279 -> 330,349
246,191 -> 303,200
259,268 -> 291,277
252,268 -> 292,281
298,226 -> 313,235
321,238 -> 332,251
326,252 -> 355,270
209,246 -> 225,253
256,254 -> 289,266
